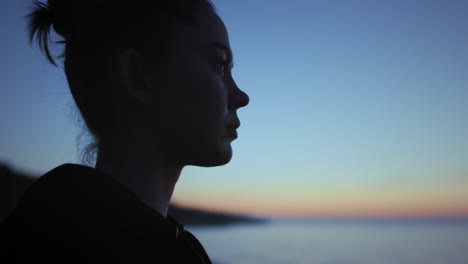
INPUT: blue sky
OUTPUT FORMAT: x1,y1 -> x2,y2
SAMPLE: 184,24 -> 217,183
1,0 -> 467,216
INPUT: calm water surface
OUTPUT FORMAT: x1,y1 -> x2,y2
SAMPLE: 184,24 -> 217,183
188,219 -> 468,264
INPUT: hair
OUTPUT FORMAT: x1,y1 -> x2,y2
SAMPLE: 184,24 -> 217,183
27,0 -> 216,164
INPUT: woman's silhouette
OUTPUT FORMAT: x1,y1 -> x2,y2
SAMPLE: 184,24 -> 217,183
3,0 -> 249,262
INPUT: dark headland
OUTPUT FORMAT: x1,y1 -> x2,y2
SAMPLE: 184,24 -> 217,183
0,163 -> 264,225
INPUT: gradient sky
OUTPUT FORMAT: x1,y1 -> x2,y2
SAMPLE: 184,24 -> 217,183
1,0 -> 467,217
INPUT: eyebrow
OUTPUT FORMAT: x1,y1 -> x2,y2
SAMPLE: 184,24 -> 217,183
210,41 -> 234,67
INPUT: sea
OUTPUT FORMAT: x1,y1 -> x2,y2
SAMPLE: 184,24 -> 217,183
187,218 -> 468,264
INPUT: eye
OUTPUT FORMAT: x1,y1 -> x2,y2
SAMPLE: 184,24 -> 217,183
215,60 -> 228,76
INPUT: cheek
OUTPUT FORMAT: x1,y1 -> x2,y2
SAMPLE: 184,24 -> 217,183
186,77 -> 228,137
152,60 -> 231,165
161,68 -> 228,138
179,64 -> 227,117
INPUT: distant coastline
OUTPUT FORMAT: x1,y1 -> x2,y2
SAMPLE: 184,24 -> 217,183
169,203 -> 266,226
0,163 -> 265,225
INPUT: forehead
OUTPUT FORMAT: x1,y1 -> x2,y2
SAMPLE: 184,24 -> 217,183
198,12 -> 229,46
170,10 -> 230,52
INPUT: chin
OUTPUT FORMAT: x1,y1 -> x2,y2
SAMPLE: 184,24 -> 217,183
190,144 -> 233,167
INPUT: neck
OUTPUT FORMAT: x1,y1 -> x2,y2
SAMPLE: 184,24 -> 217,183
94,136 -> 183,218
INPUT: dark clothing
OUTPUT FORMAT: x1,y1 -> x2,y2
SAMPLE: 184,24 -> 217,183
2,164 -> 212,264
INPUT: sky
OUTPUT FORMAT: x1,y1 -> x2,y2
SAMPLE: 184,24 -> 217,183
1,0 -> 467,218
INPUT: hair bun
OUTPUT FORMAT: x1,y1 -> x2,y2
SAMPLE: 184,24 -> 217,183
48,0 -> 75,39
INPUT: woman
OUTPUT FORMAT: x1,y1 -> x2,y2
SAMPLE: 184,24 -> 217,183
4,0 -> 249,263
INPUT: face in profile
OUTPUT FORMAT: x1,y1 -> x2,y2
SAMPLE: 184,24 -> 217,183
145,9 -> 250,167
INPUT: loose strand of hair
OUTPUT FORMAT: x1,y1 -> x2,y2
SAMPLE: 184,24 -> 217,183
27,1 -> 57,66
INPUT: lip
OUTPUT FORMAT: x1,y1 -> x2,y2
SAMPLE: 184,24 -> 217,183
227,128 -> 238,139
227,121 -> 241,130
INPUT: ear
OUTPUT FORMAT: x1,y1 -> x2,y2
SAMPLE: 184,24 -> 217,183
119,49 -> 153,105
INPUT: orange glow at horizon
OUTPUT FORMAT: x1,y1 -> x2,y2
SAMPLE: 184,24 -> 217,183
172,183 -> 468,218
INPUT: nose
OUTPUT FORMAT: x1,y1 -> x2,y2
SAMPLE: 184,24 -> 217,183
229,81 -> 250,109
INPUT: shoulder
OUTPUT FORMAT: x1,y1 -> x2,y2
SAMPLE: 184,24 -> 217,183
4,163 -> 181,231
2,164 -> 213,263
5,164 -> 143,224
3,164 -> 183,261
